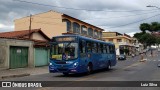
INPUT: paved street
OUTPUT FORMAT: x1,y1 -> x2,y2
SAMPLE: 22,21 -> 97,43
1,51 -> 160,90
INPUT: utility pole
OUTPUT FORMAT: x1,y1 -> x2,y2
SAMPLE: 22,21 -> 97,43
29,14 -> 32,39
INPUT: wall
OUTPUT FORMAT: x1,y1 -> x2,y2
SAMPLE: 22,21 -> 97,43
0,40 -> 6,69
103,32 -> 117,37
15,11 -> 66,38
0,39 -> 34,69
62,16 -> 103,39
31,32 -> 47,41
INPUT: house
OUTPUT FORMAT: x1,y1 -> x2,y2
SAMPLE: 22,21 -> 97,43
0,29 -> 50,69
102,32 -> 135,56
14,10 -> 104,39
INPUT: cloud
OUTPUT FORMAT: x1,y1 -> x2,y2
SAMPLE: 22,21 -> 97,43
0,23 -> 14,32
1,0 -> 160,35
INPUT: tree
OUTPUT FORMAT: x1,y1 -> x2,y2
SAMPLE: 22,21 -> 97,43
134,33 -> 156,48
139,23 -> 150,33
136,22 -> 160,48
150,22 -> 160,32
156,37 -> 160,47
139,22 -> 160,33
133,32 -> 145,42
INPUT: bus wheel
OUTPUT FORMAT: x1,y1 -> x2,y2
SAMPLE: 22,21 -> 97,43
106,62 -> 111,70
87,64 -> 92,74
63,72 -> 69,76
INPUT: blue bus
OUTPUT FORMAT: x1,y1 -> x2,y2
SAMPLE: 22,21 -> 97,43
49,35 -> 116,75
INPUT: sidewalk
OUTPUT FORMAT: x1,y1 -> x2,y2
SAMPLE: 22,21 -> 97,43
0,66 -> 49,80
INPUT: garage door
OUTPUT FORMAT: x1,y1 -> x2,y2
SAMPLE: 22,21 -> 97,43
35,48 -> 49,66
10,46 -> 28,69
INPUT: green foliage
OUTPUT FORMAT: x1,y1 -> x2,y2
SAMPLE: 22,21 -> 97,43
139,23 -> 150,33
134,32 -> 156,46
133,32 -> 145,41
150,22 -> 160,32
156,37 -> 160,45
139,22 -> 160,33
135,22 -> 160,47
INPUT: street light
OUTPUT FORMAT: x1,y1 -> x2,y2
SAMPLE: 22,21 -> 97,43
146,5 -> 160,9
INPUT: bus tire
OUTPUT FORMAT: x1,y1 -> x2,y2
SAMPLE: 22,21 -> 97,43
63,72 -> 69,76
106,61 -> 111,70
87,63 -> 93,74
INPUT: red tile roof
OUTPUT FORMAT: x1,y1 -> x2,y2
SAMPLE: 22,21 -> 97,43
0,29 -> 50,40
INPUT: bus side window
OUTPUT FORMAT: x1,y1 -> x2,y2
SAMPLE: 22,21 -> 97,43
106,45 -> 110,54
87,41 -> 92,53
110,46 -> 113,54
100,44 -> 103,53
79,40 -> 85,53
103,44 -> 106,54
92,43 -> 97,53
112,46 -> 115,53
98,43 -> 101,53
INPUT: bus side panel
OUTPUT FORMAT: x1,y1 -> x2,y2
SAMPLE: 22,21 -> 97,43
102,54 -> 109,68
97,54 -> 105,69
109,53 -> 117,66
91,53 -> 108,70
90,53 -> 99,70
78,54 -> 89,73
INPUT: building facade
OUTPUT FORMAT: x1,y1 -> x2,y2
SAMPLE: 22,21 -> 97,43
0,29 -> 50,69
14,10 -> 103,39
0,38 -> 33,69
102,32 -> 135,56
132,38 -> 144,55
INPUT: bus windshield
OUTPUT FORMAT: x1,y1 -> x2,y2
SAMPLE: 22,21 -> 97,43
51,42 -> 78,60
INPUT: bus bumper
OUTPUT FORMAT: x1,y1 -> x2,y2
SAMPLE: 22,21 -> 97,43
49,66 -> 79,73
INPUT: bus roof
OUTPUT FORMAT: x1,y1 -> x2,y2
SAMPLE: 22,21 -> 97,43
52,34 -> 114,46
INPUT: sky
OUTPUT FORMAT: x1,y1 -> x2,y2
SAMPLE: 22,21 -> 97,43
0,0 -> 160,37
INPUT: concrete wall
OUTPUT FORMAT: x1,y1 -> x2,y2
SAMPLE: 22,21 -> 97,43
31,33 -> 47,41
15,11 -> 103,39
15,11 -> 66,38
0,39 -> 34,69
0,40 -> 6,69
62,16 -> 103,38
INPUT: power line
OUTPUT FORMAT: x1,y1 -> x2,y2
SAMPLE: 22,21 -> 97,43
32,10 -> 159,20
13,0 -> 159,12
85,11 -> 159,20
101,13 -> 160,29
16,13 -> 160,29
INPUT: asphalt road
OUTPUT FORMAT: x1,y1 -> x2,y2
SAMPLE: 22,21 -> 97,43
1,51 -> 160,90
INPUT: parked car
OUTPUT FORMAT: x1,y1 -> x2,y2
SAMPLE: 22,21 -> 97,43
118,54 -> 126,60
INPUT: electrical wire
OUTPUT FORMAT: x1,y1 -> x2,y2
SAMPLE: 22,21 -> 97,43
13,0 -> 159,12
104,13 -> 160,29
85,11 -> 159,20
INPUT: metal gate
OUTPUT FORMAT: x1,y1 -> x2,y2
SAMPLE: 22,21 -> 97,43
10,46 -> 28,69
35,48 -> 49,66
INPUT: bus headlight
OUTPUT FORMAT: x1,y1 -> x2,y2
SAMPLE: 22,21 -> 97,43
73,62 -> 78,67
49,63 -> 52,66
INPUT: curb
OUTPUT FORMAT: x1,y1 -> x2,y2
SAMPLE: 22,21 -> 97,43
0,73 -> 30,79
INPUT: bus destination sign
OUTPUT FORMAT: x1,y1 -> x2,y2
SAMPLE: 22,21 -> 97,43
55,37 -> 76,42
